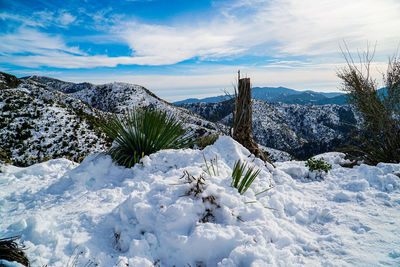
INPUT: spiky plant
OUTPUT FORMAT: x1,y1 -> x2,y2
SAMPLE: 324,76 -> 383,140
231,160 -> 261,195
97,109 -> 194,168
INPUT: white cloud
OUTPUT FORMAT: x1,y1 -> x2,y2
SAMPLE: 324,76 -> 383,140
105,0 -> 400,66
0,10 -> 77,29
0,28 -> 139,68
0,28 -> 83,56
118,21 -> 246,65
0,13 -> 43,27
56,11 -> 76,26
253,0 -> 400,56
2,0 -> 400,70
4,53 -> 162,68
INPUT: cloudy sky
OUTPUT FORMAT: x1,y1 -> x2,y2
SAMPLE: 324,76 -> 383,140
1,0 -> 400,101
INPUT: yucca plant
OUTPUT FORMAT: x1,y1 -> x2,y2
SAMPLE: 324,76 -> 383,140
97,108 -> 194,168
231,160 -> 261,195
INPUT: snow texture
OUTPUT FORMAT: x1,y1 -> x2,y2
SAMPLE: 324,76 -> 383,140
1,137 -> 399,266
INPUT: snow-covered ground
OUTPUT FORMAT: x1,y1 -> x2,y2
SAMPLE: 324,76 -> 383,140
1,137 -> 399,266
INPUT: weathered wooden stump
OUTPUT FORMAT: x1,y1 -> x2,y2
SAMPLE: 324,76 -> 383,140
233,77 -> 272,164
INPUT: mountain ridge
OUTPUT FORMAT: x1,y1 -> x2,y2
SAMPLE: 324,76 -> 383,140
178,99 -> 360,159
174,86 -> 346,105
1,73 -> 224,166
21,75 -> 224,136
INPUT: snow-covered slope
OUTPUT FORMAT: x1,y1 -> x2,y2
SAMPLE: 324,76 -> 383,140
21,75 -> 93,94
267,102 -> 360,158
179,100 -> 360,159
23,75 -> 223,136
1,136 -> 399,266
0,75 -> 111,166
1,73 -> 226,166
70,82 -> 222,135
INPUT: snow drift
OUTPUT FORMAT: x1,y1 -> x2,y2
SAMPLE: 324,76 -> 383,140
1,136 -> 400,266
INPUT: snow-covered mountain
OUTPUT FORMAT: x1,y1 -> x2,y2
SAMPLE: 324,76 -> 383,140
178,100 -> 360,159
0,72 -> 111,166
174,86 -> 346,105
21,75 -> 93,94
2,73 -> 399,266
1,73 -> 224,166
24,75 -> 222,136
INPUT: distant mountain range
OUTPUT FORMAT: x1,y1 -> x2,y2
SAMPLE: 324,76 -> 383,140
178,100 -> 360,159
174,86 -> 348,105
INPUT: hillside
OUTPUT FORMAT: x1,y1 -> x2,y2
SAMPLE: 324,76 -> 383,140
21,75 -> 93,94
174,86 -> 346,105
1,73 -> 227,166
0,73 -> 112,166
25,75 -> 223,137
178,100 -> 360,159
1,137 -> 399,266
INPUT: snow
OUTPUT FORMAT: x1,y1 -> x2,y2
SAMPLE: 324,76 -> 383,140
0,260 -> 24,267
259,145 -> 293,162
1,136 -> 400,266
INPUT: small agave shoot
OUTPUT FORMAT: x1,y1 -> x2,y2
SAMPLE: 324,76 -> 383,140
97,109 -> 194,168
231,160 -> 261,195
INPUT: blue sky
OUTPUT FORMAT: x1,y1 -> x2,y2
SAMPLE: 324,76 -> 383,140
1,0 -> 400,101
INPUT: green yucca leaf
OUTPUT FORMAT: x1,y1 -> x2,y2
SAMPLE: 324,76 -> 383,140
231,160 -> 261,195
97,108 -> 195,168
242,168 -> 261,194
238,166 -> 253,193
231,160 -> 246,188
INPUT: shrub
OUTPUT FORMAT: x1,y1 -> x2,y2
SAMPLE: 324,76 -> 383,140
231,160 -> 261,194
195,134 -> 219,149
97,108 -> 194,168
305,157 -> 332,175
337,48 -> 400,164
0,151 -> 12,166
180,170 -> 206,197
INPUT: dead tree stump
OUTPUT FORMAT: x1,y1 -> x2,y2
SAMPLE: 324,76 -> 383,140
233,77 -> 273,164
